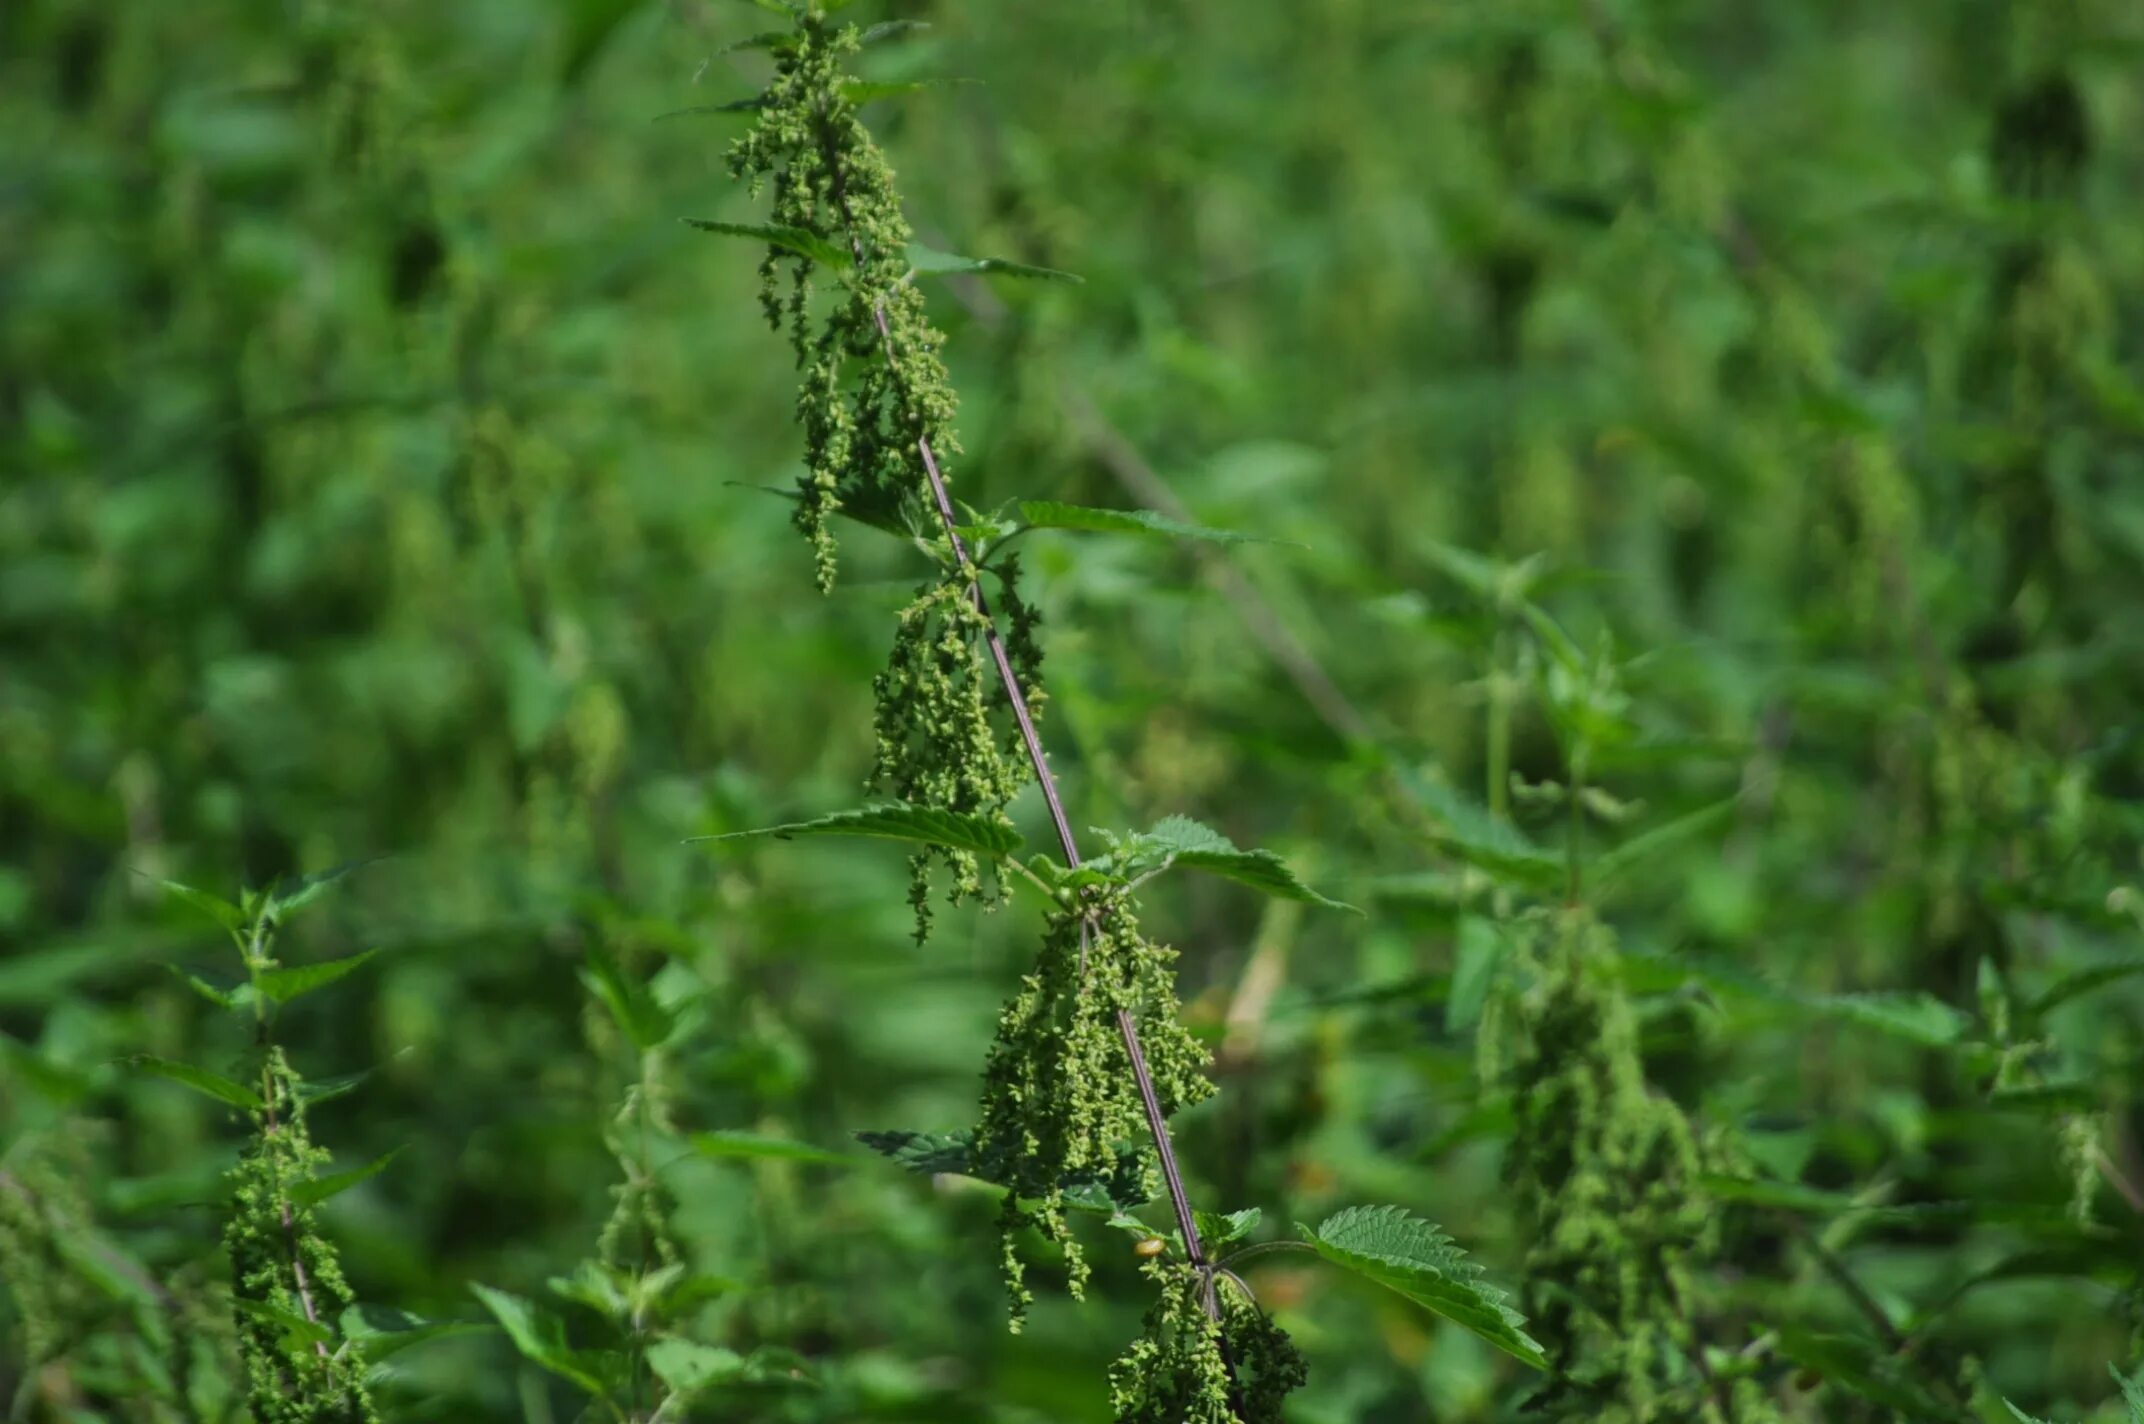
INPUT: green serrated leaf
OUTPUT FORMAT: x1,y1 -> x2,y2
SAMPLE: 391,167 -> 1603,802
1446,916 -> 1505,1032
907,245 -> 1082,283
165,965 -> 240,1012
680,218 -> 850,269
691,1129 -> 852,1167
1417,539 -> 1549,610
841,77 -> 977,104
855,1128 -> 1150,1215
1770,1327 -> 1954,1419
854,1129 -> 971,1177
1406,777 -> 1563,890
1811,991 -> 1969,1047
1987,1082 -> 2101,1113
232,1295 -> 334,1350
157,880 -> 246,933
263,860 -> 375,924
690,803 -> 1022,861
654,97 -> 769,119
255,949 -> 378,1006
580,951 -> 677,1052
2031,957 -> 2144,1016
647,1337 -> 746,1396
290,1148 -> 402,1211
1590,800 -> 1737,887
1106,815 -> 1356,912
717,29 -> 793,56
297,1063 -> 382,1107
2114,1363 -> 2144,1423
128,1056 -> 262,1110
859,19 -> 929,44
1195,1208 -> 1261,1252
470,1284 -> 616,1398
340,1304 -> 486,1363
1298,1206 -> 1546,1369
1015,500 -> 1291,547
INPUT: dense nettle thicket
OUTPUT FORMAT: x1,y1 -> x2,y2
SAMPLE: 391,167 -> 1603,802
3,0 -> 2142,1420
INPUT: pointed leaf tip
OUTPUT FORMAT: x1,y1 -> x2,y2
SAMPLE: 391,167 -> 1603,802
1299,1205 -> 1546,1369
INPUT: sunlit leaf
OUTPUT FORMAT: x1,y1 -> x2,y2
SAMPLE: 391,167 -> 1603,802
1299,1206 -> 1546,1369
1016,500 -> 1289,546
691,803 -> 1022,861
680,218 -> 851,269
1100,816 -> 1357,912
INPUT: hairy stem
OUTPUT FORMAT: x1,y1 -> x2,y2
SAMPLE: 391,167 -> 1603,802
809,109 -> 1218,1305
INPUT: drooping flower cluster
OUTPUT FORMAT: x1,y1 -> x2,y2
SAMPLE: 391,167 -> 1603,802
1107,1264 -> 1305,1424
726,14 -> 954,593
871,565 -> 1046,940
224,1049 -> 379,1424
973,896 -> 1215,1327
728,13 -> 1045,937
1487,910 -> 1765,1423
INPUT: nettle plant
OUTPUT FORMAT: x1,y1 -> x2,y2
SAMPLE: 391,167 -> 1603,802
690,4 -> 1548,1416
1413,547 -> 2144,1422
135,870 -> 416,1424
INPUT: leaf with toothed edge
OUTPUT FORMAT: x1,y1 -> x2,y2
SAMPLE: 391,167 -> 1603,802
681,218 -> 851,269
128,1056 -> 262,1110
1016,501 -> 1291,546
691,803 -> 1022,861
1298,1205 -> 1547,1369
856,1128 -> 1152,1214
1098,816 -> 1357,912
908,246 -> 1083,283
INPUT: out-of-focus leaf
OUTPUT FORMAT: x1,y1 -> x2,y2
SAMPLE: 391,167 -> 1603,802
841,77 -> 977,104
1591,800 -> 1737,887
262,860 -> 375,924
2031,958 -> 2144,1016
1769,1327 -> 1954,1419
291,1148 -> 403,1210
691,1129 -> 853,1167
340,1304 -> 486,1363
1446,916 -> 1505,1032
157,880 -> 246,933
128,1056 -> 261,1110
256,949 -> 378,1006
1407,778 -> 1563,890
648,1337 -> 746,1395
470,1284 -> 617,1398
232,1295 -> 334,1350
580,951 -> 677,1051
856,1128 -> 1151,1214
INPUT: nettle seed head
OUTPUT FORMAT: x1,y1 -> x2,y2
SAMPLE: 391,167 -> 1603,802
1492,910 -> 1718,1417
871,570 -> 1045,939
731,15 -> 1047,935
1107,1264 -> 1306,1424
224,1049 -> 379,1424
727,13 -> 959,593
974,896 -> 1214,1329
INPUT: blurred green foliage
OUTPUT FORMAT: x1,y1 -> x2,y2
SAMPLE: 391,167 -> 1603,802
3,0 -> 2143,1419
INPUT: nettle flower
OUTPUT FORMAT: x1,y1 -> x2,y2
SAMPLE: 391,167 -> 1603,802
974,895 -> 1214,1328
